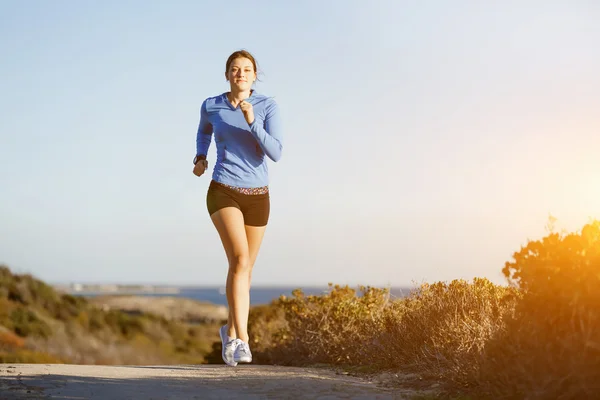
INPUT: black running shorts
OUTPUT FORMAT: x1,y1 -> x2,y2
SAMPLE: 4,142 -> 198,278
206,180 -> 270,227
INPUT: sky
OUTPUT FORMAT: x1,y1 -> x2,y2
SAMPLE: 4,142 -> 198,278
1,1 -> 599,287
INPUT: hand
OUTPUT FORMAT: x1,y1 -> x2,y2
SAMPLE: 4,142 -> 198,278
239,100 -> 255,125
193,160 -> 208,177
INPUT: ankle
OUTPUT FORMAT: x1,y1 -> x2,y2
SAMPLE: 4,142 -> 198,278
225,324 -> 236,338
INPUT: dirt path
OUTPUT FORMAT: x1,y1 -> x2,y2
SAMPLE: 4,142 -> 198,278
0,364 -> 425,399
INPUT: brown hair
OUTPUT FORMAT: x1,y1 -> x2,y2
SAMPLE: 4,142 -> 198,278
225,49 -> 259,81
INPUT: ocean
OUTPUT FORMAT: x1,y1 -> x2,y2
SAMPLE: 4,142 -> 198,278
74,286 -> 415,306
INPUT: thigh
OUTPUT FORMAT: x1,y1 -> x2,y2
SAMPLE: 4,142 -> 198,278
245,225 -> 267,268
210,207 -> 249,263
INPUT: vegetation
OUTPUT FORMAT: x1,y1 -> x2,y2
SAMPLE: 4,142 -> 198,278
481,218 -> 600,398
2,218 -> 598,399
244,219 -> 600,399
245,280 -> 518,391
0,266 -> 220,364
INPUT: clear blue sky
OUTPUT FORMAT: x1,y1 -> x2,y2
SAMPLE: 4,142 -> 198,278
1,1 -> 599,287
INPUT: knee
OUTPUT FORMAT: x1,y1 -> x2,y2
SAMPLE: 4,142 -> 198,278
230,255 -> 250,275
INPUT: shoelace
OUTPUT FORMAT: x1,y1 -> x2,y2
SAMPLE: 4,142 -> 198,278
237,340 -> 250,355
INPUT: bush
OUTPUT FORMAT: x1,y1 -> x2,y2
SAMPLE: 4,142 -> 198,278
477,219 -> 600,399
9,308 -> 52,338
249,279 -> 518,388
249,285 -> 391,366
104,311 -> 145,339
380,278 -> 518,383
247,303 -> 288,363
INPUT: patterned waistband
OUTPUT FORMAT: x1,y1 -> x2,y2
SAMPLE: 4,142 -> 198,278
214,181 -> 269,195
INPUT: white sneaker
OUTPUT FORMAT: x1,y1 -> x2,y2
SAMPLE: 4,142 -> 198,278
233,340 -> 252,363
219,325 -> 238,366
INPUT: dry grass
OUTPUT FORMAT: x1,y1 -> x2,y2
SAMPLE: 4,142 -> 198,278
249,279 -> 518,386
248,220 -> 600,399
0,266 -> 222,365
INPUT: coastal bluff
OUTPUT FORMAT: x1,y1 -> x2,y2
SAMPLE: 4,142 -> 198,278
87,295 -> 228,324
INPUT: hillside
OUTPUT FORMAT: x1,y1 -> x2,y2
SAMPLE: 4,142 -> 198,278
88,295 -> 227,324
0,266 -> 222,364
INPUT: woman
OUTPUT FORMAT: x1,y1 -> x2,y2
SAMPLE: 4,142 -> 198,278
192,49 -> 283,366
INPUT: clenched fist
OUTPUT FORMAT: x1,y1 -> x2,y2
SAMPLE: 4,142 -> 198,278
193,159 -> 208,177
239,100 -> 255,125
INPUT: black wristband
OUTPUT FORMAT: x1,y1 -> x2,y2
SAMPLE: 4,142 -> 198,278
193,154 -> 206,165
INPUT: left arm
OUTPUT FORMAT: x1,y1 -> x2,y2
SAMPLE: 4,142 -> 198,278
247,100 -> 283,162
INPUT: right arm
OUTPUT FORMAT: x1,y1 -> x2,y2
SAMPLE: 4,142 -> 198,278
193,100 -> 212,176
196,100 -> 213,159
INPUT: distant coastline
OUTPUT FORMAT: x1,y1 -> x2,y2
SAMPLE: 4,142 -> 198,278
53,284 -> 415,306
53,283 -> 181,296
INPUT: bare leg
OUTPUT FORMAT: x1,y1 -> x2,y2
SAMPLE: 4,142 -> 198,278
211,207 -> 252,342
226,270 -> 236,338
219,246 -> 237,339
222,225 -> 267,339
245,224 -> 267,290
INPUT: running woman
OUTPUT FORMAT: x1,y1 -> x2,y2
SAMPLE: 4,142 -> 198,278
192,50 -> 283,366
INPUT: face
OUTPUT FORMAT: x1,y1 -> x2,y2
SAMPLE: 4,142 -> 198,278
226,57 -> 256,91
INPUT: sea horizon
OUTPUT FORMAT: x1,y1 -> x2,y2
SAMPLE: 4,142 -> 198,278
55,284 -> 416,306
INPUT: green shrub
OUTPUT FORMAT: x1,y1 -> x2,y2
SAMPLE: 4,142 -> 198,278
104,311 -> 145,339
9,308 -> 52,338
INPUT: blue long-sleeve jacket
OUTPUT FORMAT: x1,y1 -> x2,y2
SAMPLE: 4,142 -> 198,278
196,91 -> 283,188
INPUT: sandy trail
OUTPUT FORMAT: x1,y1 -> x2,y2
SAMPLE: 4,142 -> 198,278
0,364 -> 420,399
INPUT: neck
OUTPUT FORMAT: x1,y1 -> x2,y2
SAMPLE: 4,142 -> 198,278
228,88 -> 252,105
